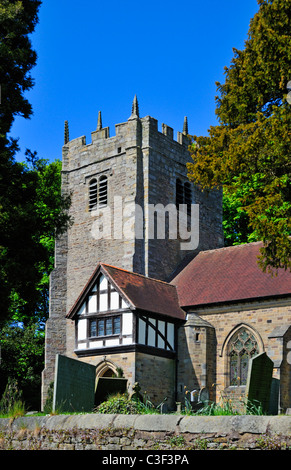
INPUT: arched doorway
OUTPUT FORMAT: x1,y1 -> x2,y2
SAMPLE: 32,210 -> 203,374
100,367 -> 117,378
95,359 -> 118,378
94,360 -> 127,406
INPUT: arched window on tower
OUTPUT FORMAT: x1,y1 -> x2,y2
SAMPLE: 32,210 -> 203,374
89,175 -> 108,211
89,178 -> 98,211
184,182 -> 192,216
176,179 -> 192,215
99,175 -> 108,208
227,327 -> 259,386
176,179 -> 184,208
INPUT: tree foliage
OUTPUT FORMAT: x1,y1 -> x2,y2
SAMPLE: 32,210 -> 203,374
0,155 -> 71,327
0,324 -> 44,409
0,0 -> 41,136
0,0 -> 71,327
187,0 -> 291,272
0,1 -> 72,407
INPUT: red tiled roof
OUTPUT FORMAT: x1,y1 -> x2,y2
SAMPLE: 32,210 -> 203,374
171,242 -> 291,308
67,263 -> 185,320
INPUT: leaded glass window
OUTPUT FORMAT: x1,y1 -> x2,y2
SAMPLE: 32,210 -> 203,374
228,328 -> 259,386
89,316 -> 121,338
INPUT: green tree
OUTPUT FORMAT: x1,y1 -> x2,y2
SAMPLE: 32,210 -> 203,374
1,155 -> 71,327
0,0 -> 71,326
0,0 -> 41,136
187,0 -> 291,272
0,323 -> 44,410
0,0 -> 72,408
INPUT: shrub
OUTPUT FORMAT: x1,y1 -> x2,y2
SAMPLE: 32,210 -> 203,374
96,393 -> 145,415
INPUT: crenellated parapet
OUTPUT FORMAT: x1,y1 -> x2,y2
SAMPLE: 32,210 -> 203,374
61,96 -> 191,173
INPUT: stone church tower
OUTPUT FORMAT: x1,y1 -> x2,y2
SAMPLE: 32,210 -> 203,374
42,97 -> 223,408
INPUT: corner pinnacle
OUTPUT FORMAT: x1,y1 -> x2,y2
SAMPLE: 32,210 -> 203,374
97,111 -> 102,130
129,95 -> 139,119
183,116 -> 188,135
64,120 -> 69,144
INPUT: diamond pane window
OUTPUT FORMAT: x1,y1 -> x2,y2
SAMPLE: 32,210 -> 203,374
230,351 -> 239,386
240,352 -> 249,385
228,328 -> 259,386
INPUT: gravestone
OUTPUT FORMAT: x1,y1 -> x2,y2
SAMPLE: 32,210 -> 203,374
245,352 -> 274,414
198,387 -> 209,404
268,377 -> 280,415
53,354 -> 96,412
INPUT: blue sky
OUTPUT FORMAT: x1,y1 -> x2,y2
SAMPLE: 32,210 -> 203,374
10,0 -> 259,163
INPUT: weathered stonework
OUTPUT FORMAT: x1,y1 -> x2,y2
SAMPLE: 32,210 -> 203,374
1,415 -> 291,451
42,99 -> 291,418
185,298 -> 291,412
42,101 -> 223,409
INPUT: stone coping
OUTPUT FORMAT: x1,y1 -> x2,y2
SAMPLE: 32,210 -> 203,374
0,414 -> 290,436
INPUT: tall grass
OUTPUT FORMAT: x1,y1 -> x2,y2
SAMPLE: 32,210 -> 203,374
0,378 -> 26,418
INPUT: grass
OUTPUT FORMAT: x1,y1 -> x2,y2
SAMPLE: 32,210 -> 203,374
0,400 -> 26,419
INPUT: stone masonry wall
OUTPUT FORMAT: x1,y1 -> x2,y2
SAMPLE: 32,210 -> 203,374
144,116 -> 223,281
177,317 -> 216,405
42,107 -> 224,409
1,414 -> 291,451
191,297 -> 291,411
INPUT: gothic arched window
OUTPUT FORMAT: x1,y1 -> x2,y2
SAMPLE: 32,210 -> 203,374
99,175 -> 108,208
88,175 -> 108,211
228,328 -> 259,386
184,182 -> 192,216
89,178 -> 98,211
176,179 -> 184,208
176,179 -> 192,215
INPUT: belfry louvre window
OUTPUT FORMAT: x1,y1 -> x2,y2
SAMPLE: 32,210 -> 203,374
176,179 -> 184,207
99,175 -> 108,207
176,179 -> 192,215
89,175 -> 108,211
89,178 -> 98,211
184,182 -> 192,215
228,328 -> 259,386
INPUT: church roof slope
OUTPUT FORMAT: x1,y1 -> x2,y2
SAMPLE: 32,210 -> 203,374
67,263 -> 185,320
171,242 -> 291,308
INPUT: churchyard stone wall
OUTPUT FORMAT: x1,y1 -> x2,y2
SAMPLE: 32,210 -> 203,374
1,414 -> 291,450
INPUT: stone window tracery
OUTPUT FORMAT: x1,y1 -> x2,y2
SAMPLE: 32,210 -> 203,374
228,327 -> 259,386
